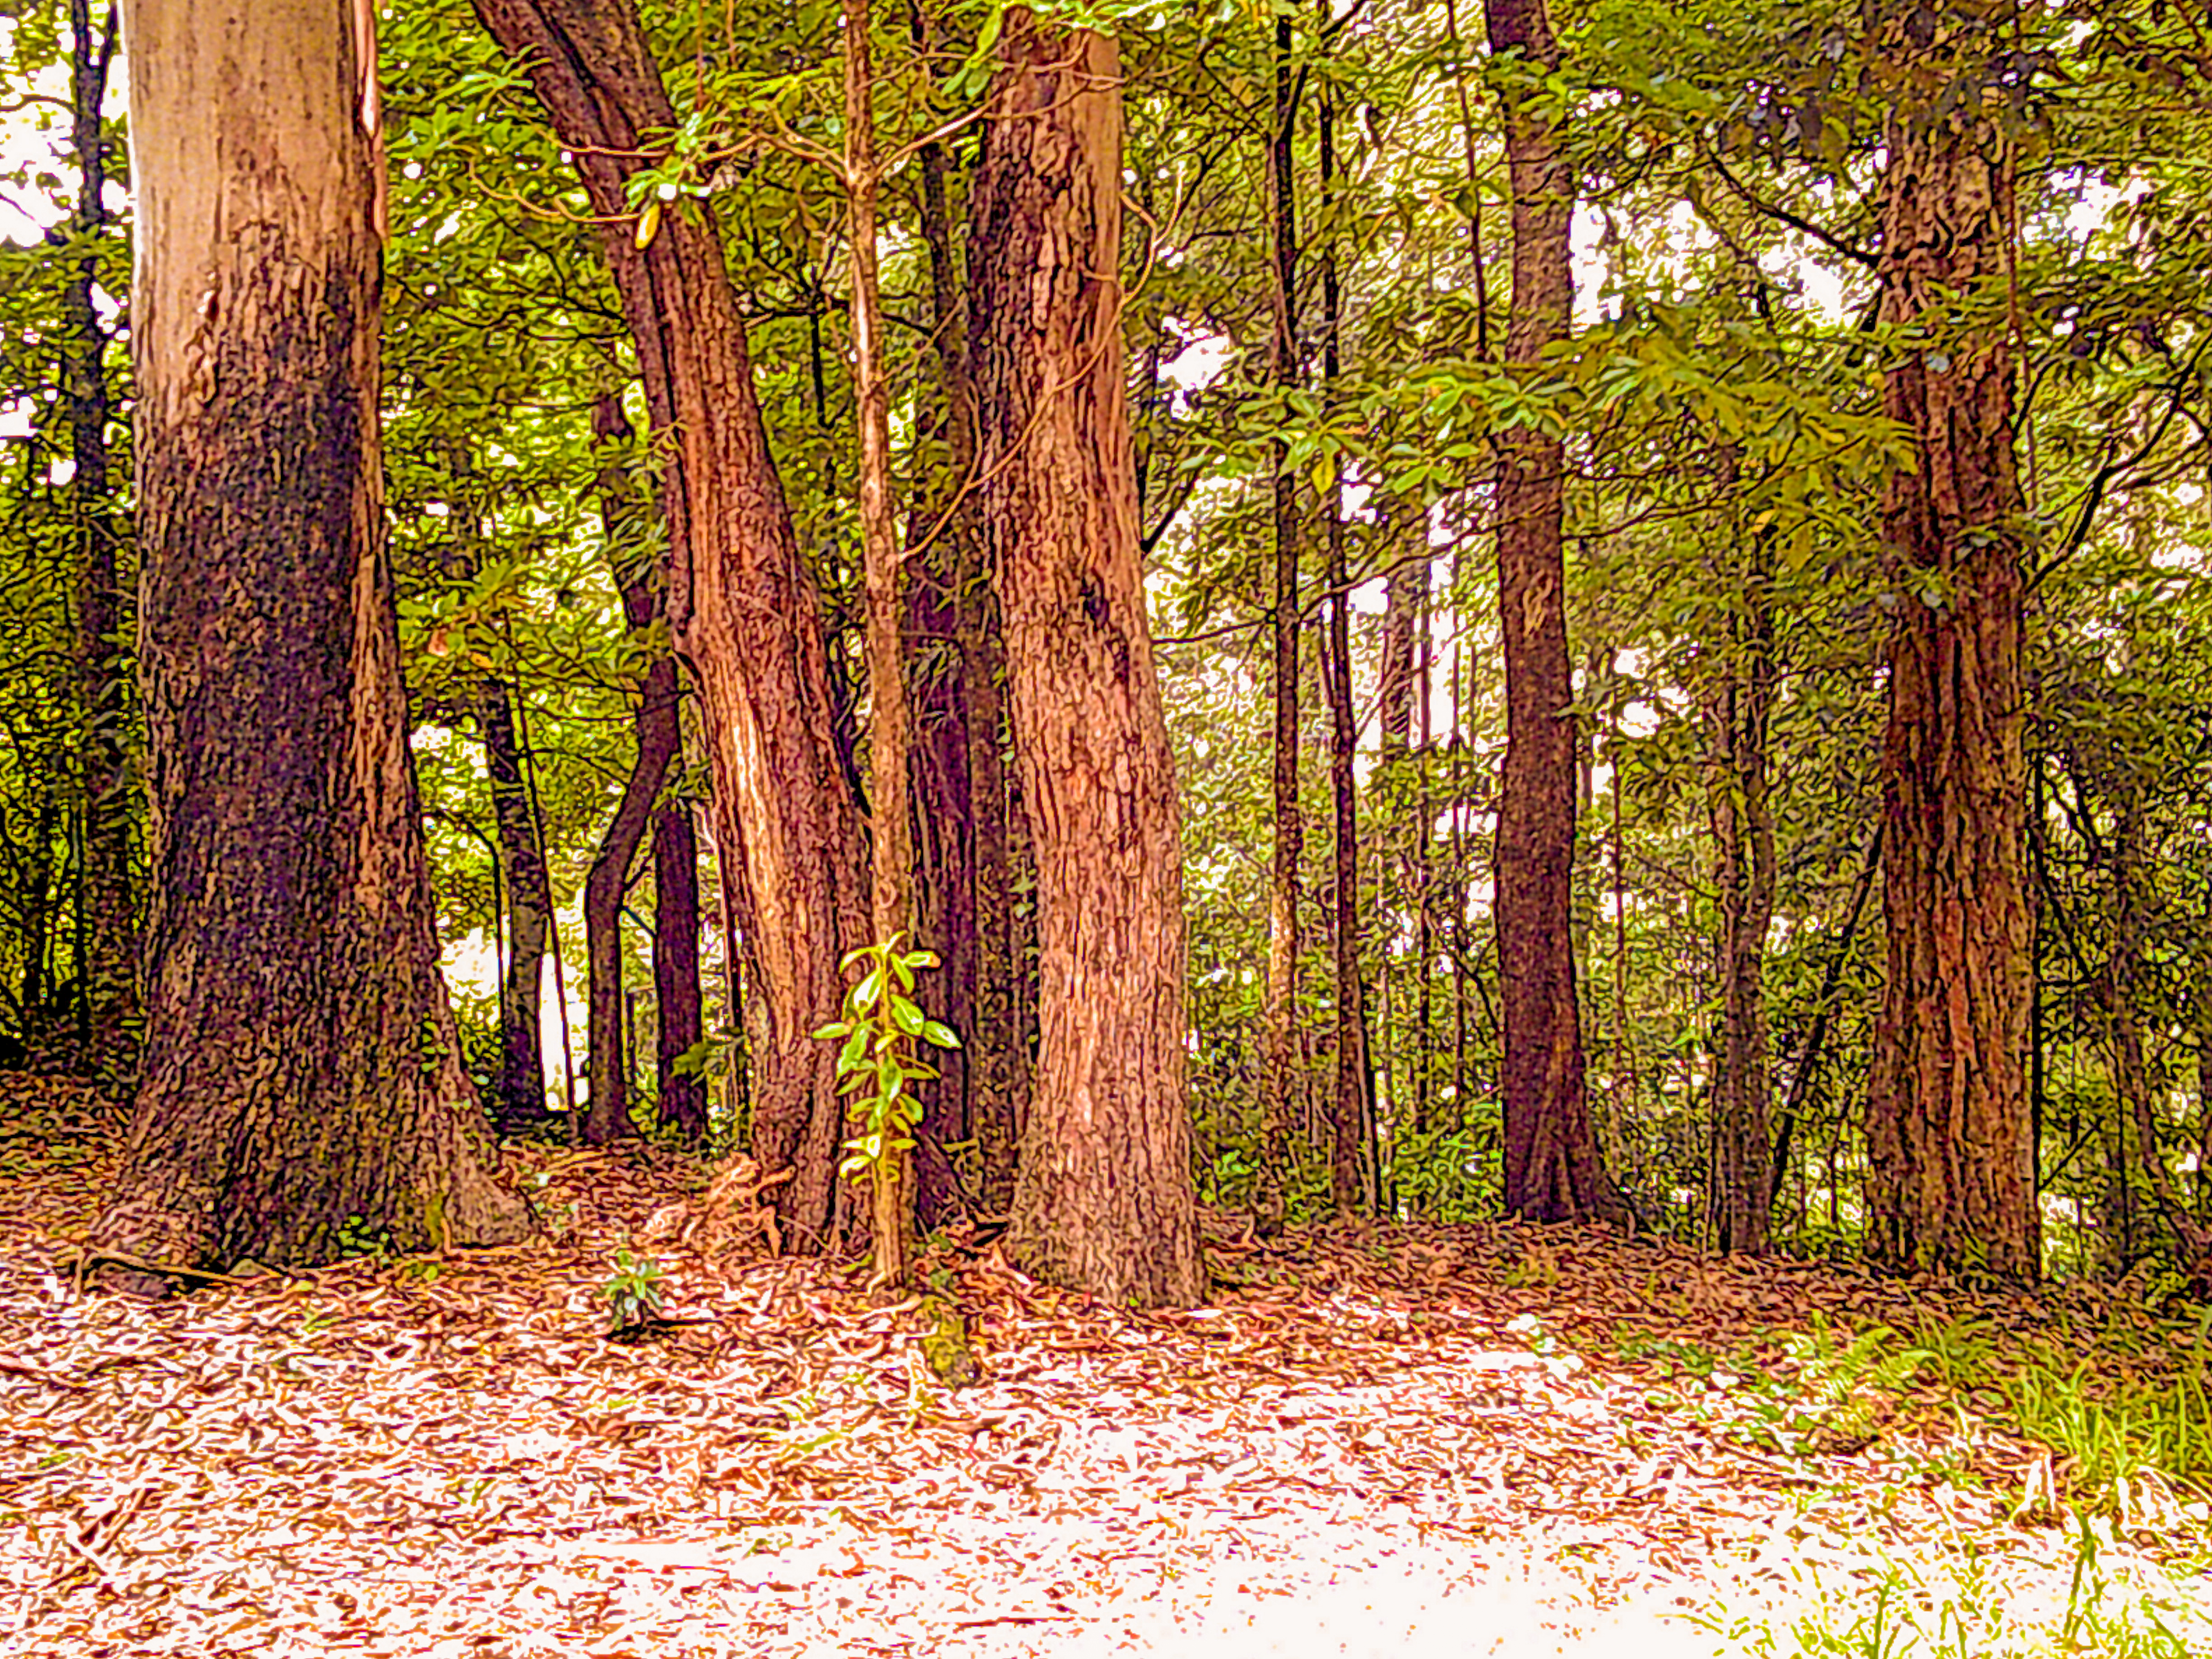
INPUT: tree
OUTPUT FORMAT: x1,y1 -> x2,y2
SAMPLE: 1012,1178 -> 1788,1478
62,0 -> 136,1081
973,12 -> 1203,1308
843,0 -> 915,1289
92,0 -> 530,1276
1255,1 -> 1303,1239
473,0 -> 869,1249
1703,500 -> 1777,1254
580,395 -> 676,1145
1863,7 -> 2036,1279
1484,0 -> 1628,1228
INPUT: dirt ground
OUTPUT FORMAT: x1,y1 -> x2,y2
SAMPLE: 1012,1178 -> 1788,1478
1,1075 -> 2204,1657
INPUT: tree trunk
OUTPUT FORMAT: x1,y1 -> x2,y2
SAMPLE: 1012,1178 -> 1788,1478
844,0 -> 914,1290
94,0 -> 529,1278
1484,0 -> 1627,1228
972,14 -> 1203,1308
1704,516 -> 1777,1254
1318,72 -> 1369,1217
652,797 -> 706,1143
1256,10 -> 1303,1238
905,91 -> 1024,1224
473,0 -> 868,1250
581,588 -> 676,1145
580,397 -> 677,1144
65,0 -> 136,1083
482,681 -> 553,1132
1864,14 -> 2036,1279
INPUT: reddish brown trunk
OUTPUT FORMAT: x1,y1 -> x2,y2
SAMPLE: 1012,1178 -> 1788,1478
973,14 -> 1203,1307
1865,16 -> 2035,1279
95,0 -> 528,1277
473,0 -> 867,1249
1485,0 -> 1626,1227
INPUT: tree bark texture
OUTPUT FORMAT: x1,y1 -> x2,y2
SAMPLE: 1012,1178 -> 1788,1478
66,0 -> 138,1080
96,0 -> 529,1275
906,118 -> 1025,1224
1704,517 -> 1777,1254
472,0 -> 867,1249
1865,18 -> 2036,1279
1484,0 -> 1626,1227
481,681 -> 553,1132
972,14 -> 1203,1307
1257,11 -> 1303,1238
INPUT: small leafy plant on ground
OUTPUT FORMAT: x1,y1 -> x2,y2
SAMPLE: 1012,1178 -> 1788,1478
600,1247 -> 665,1335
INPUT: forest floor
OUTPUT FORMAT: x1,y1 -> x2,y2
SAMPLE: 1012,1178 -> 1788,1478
0,1075 -> 2207,1659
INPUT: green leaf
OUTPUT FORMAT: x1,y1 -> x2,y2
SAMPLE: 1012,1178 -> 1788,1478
811,1021 -> 851,1041
838,1024 -> 869,1075
890,995 -> 925,1036
922,1021 -> 961,1050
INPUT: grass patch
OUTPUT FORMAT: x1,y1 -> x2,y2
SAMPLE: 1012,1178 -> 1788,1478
1687,1517 -> 2211,1657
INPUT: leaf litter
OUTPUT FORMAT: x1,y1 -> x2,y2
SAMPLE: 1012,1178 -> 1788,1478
0,1073 -> 2205,1657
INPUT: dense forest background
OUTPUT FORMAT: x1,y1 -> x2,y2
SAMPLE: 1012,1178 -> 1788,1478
4,0 -> 2212,1295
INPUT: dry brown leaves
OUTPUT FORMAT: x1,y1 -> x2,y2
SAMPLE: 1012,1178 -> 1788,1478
0,1074 -> 2175,1656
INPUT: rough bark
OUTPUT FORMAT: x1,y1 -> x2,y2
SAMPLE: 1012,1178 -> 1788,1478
472,0 -> 868,1250
65,0 -> 137,1081
972,14 -> 1203,1307
905,101 -> 1024,1224
94,0 -> 529,1278
1704,517 -> 1777,1254
481,681 -> 553,1132
1864,15 -> 2036,1279
1256,10 -> 1303,1238
1484,0 -> 1628,1228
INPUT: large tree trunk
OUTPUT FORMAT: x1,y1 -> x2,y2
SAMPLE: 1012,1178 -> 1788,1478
1256,10 -> 1304,1238
1704,515 -> 1777,1254
1864,13 -> 2036,1279
972,14 -> 1203,1308
94,0 -> 529,1278
473,0 -> 867,1250
65,0 -> 137,1082
481,681 -> 553,1132
1484,0 -> 1627,1228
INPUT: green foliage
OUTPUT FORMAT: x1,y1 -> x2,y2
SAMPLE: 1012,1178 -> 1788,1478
813,934 -> 960,1185
1692,1510 -> 2211,1659
2005,1350 -> 2212,1514
333,1215 -> 394,1266
600,1247 -> 666,1332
